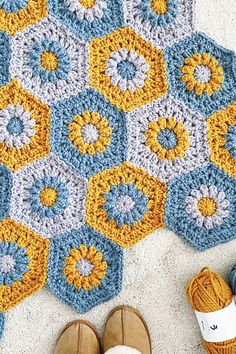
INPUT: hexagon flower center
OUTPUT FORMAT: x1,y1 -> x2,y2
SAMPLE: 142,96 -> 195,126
40,51 -> 59,71
117,60 -> 137,81
197,197 -> 217,217
79,0 -> 96,8
40,187 -> 58,207
151,0 -> 168,15
116,195 -> 135,213
81,124 -> 99,143
194,65 -> 212,84
157,128 -> 178,150
6,117 -> 24,136
77,259 -> 94,276
0,255 -> 16,274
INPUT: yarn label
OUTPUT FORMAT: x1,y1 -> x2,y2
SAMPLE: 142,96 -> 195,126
195,301 -> 236,342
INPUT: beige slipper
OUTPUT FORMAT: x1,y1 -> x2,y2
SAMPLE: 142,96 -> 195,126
54,320 -> 100,354
103,306 -> 152,354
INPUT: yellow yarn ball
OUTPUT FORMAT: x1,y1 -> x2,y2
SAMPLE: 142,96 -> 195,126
186,267 -> 236,353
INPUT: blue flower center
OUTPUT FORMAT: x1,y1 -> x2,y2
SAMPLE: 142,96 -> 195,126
225,125 -> 236,158
117,60 -> 136,80
157,128 -> 177,149
6,117 -> 24,136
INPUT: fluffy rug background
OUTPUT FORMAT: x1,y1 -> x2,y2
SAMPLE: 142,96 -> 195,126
1,1 -> 236,353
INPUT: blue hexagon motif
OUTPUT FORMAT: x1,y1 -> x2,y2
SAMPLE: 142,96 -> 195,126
0,31 -> 10,87
165,32 -> 236,117
0,164 -> 12,221
48,0 -> 124,42
51,89 -> 127,178
165,164 -> 236,250
47,225 -> 123,313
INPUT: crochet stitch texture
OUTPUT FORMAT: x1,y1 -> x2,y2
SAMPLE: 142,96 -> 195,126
0,0 -> 236,339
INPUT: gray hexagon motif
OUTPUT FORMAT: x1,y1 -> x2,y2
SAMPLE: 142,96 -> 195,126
47,225 -> 123,313
124,0 -> 195,48
10,15 -> 88,104
10,154 -> 87,238
127,96 -> 209,182
47,0 -> 124,42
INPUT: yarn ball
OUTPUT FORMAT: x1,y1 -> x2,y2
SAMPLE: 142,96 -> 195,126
228,264 -> 236,295
186,267 -> 236,353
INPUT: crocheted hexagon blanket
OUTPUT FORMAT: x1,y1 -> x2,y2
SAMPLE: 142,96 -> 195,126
0,0 -> 236,339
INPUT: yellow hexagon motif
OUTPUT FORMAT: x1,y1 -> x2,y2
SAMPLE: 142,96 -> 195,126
86,162 -> 167,248
208,101 -> 236,177
0,0 -> 47,35
89,27 -> 168,112
0,80 -> 51,172
0,218 -> 49,312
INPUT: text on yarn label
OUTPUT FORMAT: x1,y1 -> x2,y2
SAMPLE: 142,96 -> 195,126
195,301 -> 236,342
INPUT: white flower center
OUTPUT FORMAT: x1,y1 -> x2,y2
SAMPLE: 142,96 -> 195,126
194,65 -> 212,83
77,259 -> 94,276
81,124 -> 99,143
64,0 -> 107,22
185,185 -> 229,229
0,255 -> 16,274
116,195 -> 135,213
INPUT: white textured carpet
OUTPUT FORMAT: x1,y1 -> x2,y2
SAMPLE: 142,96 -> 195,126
1,1 -> 236,353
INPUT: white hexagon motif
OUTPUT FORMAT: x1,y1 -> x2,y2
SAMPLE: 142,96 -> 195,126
127,96 -> 209,182
124,0 -> 194,48
10,154 -> 87,238
10,15 -> 88,104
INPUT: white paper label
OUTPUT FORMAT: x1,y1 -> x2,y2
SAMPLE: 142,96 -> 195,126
195,301 -> 236,342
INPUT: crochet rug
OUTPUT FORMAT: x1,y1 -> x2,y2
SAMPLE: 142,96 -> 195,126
0,0 -> 236,340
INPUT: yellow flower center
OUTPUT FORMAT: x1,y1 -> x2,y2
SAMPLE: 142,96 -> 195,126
40,188 -> 58,207
197,197 -> 217,217
40,51 -> 58,71
79,0 -> 96,8
151,0 -> 168,14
